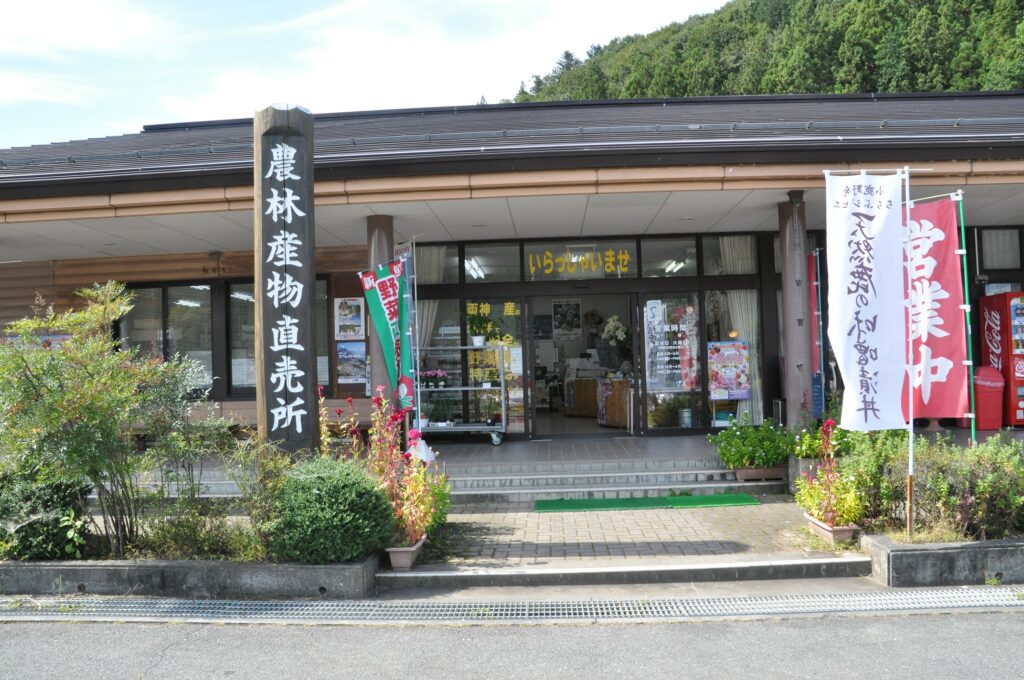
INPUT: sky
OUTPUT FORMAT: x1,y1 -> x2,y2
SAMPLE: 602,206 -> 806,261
1,0 -> 730,150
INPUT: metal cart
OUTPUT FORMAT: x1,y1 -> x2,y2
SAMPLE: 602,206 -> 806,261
417,344 -> 508,445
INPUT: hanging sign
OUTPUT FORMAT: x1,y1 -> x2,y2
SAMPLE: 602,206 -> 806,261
254,105 -> 319,452
360,259 -> 414,407
708,340 -> 751,400
825,171 -> 907,431
901,197 -> 968,419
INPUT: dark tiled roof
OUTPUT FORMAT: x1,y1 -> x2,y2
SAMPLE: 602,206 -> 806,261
2,92 -> 1024,190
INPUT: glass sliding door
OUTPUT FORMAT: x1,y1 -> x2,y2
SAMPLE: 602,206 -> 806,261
642,295 -> 702,431
705,288 -> 763,425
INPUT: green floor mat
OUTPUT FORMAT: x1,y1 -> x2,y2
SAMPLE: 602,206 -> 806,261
534,493 -> 760,513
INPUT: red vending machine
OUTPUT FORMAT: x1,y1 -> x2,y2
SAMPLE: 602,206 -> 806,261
979,292 -> 1024,425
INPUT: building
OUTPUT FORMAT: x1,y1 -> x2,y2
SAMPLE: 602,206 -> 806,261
2,91 -> 1023,438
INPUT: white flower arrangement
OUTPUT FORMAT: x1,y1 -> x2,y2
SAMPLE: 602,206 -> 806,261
601,315 -> 628,346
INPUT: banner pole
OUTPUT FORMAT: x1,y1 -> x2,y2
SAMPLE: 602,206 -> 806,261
953,191 -> 977,447
903,166 -> 915,538
815,247 -> 826,386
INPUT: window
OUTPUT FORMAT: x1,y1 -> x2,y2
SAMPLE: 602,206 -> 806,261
415,245 -> 459,284
228,279 -> 329,392
982,229 -> 1022,270
641,238 -> 697,278
464,243 -> 520,283
119,285 -> 212,388
703,235 -> 757,275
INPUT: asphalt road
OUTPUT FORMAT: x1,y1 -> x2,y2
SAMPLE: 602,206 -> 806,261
1,610 -> 1021,679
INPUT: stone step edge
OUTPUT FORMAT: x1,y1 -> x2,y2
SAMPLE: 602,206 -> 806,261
375,555 -> 872,590
443,460 -> 724,474
450,480 -> 783,496
449,468 -> 734,482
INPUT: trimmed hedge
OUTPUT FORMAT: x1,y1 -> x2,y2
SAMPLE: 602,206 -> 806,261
267,457 -> 395,564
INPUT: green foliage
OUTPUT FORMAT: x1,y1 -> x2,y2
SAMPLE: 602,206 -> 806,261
267,457 -> 395,564
134,504 -> 263,562
795,460 -> 866,526
225,436 -> 294,552
841,432 -> 1024,539
516,0 -> 1024,102
0,471 -> 92,560
425,473 -> 451,537
708,417 -> 794,468
0,282 -> 218,558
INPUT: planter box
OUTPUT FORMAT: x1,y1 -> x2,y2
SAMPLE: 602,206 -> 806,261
861,534 -> 1024,587
734,465 -> 788,482
0,555 -> 379,599
385,534 -> 427,572
804,512 -> 858,545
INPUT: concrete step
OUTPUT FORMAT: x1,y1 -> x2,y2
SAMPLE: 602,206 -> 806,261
450,479 -> 788,504
375,555 -> 873,592
450,469 -> 735,490
443,458 -> 723,477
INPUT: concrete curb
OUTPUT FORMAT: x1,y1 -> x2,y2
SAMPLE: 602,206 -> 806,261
861,534 -> 1024,587
0,555 -> 379,599
375,555 -> 872,592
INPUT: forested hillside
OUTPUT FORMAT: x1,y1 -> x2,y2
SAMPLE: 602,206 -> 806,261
514,0 -> 1024,101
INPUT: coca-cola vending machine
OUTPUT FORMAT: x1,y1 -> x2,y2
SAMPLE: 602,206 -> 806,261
979,293 -> 1024,425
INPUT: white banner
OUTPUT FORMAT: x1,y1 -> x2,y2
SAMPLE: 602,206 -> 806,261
826,171 -> 907,431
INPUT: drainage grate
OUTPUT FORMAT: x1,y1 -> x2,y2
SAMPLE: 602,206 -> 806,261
2,587 -> 1022,624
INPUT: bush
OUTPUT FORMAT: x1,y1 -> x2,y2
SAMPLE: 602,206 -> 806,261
0,471 -> 92,560
425,473 -> 451,536
794,461 -> 866,527
708,417 -> 794,469
267,457 -> 395,564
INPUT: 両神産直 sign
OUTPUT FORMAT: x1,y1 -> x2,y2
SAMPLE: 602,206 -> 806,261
825,171 -> 907,432
254,105 -> 320,453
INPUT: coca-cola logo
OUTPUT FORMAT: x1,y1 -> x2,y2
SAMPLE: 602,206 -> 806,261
984,307 -> 1002,371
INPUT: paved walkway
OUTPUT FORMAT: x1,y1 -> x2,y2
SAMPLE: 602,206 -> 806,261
426,494 -> 837,570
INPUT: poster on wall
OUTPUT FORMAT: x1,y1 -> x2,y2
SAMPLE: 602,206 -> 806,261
552,299 -> 581,340
707,341 -> 751,400
334,298 -> 365,341
336,341 -> 368,386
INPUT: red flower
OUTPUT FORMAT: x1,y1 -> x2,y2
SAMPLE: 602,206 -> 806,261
335,408 -> 343,417
402,451 -> 412,462
318,385 -> 325,397
346,397 -> 354,405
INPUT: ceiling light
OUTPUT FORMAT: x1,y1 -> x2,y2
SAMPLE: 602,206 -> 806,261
231,291 -> 255,303
190,285 -> 211,291
465,257 -> 485,279
174,299 -> 201,308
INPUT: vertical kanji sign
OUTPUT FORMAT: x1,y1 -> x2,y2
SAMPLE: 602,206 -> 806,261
901,197 -> 968,418
825,171 -> 907,431
254,105 -> 319,452
360,259 -> 414,407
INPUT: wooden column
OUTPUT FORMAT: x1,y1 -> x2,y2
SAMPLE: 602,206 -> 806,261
779,190 -> 813,428
366,214 -> 394,394
254,105 -> 320,452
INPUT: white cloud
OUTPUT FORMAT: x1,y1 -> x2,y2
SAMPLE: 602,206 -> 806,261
158,0 -> 729,123
0,71 -> 96,106
2,0 -> 182,59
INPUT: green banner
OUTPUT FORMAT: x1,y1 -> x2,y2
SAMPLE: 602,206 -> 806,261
360,259 -> 414,407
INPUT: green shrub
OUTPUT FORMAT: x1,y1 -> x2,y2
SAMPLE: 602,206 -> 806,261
708,417 -> 794,468
0,472 -> 92,560
267,457 -> 395,564
425,473 -> 451,536
794,460 -> 866,527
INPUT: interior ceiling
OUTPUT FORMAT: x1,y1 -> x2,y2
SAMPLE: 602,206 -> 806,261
2,184 -> 1024,262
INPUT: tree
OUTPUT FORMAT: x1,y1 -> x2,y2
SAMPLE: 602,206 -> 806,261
556,50 -> 581,74
0,283 -> 220,558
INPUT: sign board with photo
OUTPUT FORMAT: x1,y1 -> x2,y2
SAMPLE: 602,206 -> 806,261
552,299 -> 582,340
707,340 -> 751,401
334,297 -> 365,341
336,341 -> 368,386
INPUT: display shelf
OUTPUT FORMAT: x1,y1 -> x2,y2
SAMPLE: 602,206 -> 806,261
417,345 -> 508,445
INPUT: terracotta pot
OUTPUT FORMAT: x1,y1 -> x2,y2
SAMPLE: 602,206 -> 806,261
803,512 -> 858,545
385,534 -> 427,572
734,465 -> 788,481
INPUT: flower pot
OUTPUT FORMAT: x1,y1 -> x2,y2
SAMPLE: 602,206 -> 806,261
385,534 -> 427,571
471,335 -> 485,347
734,465 -> 788,482
803,512 -> 858,545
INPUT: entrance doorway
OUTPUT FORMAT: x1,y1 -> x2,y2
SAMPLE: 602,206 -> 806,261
526,294 -> 637,437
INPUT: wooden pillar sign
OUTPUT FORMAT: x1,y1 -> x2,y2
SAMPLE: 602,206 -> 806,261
254,105 -> 320,452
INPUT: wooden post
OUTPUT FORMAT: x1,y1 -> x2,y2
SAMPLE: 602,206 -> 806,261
254,105 -> 320,453
779,190 -> 814,428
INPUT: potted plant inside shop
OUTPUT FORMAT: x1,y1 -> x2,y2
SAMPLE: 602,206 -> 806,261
708,416 -> 794,481
794,419 -> 865,544
480,394 -> 502,426
467,312 -> 492,347
424,398 -> 452,427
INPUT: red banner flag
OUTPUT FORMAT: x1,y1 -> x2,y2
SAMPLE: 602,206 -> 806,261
902,197 -> 969,419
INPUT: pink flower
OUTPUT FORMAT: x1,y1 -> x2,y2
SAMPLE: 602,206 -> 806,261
335,408 -> 343,417
408,428 -> 422,439
346,397 -> 354,405
318,385 -> 325,397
